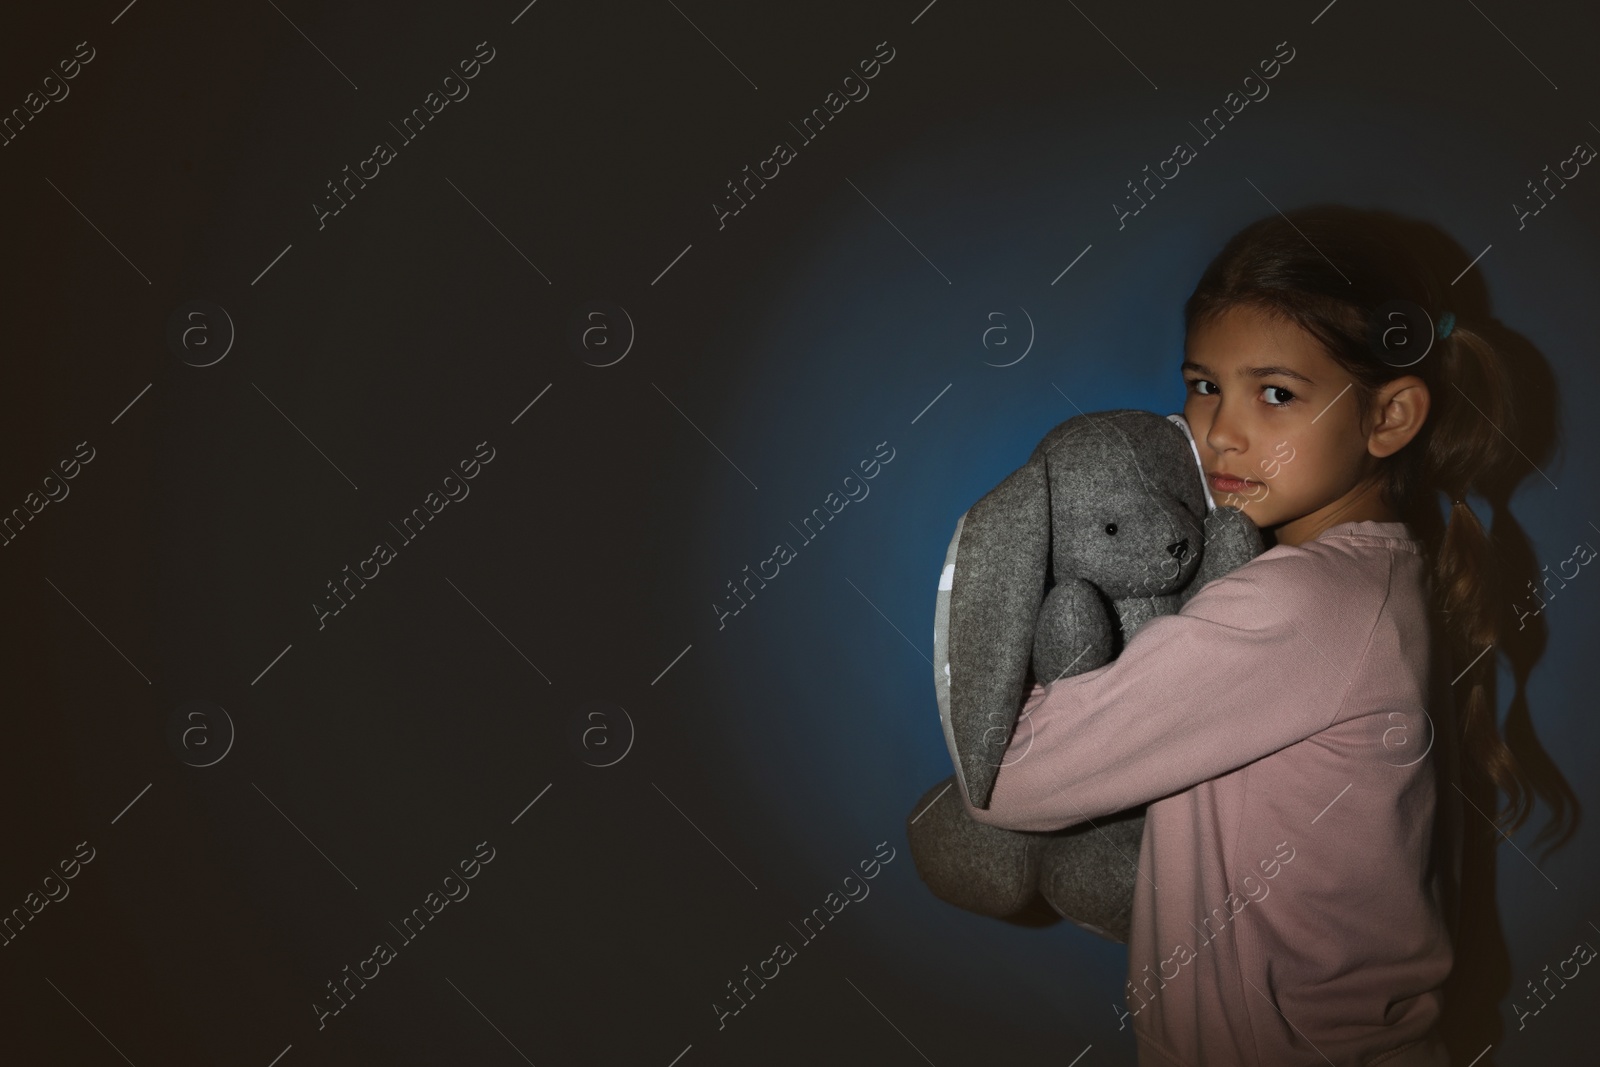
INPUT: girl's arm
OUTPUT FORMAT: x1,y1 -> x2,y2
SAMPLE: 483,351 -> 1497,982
961,546 -> 1391,832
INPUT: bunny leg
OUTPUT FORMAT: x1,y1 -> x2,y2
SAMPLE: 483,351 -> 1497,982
907,775 -> 1049,918
1036,808 -> 1147,943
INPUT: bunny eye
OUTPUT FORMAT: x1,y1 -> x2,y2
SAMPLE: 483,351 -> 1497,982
1104,523 -> 1118,535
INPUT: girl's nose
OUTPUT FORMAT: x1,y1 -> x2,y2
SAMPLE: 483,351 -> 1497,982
1205,405 -> 1246,454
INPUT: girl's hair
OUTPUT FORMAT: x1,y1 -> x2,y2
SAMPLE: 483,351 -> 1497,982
1182,204 -> 1575,850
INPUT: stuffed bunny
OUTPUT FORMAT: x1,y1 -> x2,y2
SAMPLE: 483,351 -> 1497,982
907,410 -> 1263,941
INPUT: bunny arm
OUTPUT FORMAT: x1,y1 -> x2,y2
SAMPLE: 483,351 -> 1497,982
1032,577 -> 1114,686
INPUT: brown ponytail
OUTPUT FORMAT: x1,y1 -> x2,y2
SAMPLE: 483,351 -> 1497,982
1185,205 -> 1577,852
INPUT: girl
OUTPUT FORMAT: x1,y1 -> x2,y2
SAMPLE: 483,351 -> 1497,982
961,205 -> 1566,1065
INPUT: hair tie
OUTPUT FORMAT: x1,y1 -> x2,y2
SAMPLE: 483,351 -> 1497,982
1436,311 -> 1456,339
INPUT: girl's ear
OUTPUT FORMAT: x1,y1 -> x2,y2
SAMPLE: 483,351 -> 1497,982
1368,375 -> 1430,459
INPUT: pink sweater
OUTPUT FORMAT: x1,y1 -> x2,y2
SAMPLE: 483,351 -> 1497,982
962,520 -> 1459,1066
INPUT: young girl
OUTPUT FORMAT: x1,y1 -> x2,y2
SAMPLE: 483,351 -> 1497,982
962,205 -> 1560,1065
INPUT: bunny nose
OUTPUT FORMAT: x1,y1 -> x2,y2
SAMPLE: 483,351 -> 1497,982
1168,538 -> 1189,561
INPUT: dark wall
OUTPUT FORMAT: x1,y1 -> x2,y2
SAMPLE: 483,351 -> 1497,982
2,1 -> 1596,1064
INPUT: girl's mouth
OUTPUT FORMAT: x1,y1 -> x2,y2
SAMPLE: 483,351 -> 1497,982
1207,472 -> 1259,494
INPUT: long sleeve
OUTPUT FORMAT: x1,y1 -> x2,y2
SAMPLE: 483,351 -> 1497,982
961,538 -> 1392,832
955,522 -> 1453,1066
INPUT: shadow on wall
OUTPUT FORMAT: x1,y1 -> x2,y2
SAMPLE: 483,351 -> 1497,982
1394,211 -> 1582,1067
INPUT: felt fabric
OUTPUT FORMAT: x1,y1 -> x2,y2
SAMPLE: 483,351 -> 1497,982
1165,411 -> 1218,513
964,521 -> 1457,1067
935,457 -> 1050,809
905,777 -> 1047,919
1034,806 -> 1145,940
938,410 -> 1218,811
917,410 -> 1262,938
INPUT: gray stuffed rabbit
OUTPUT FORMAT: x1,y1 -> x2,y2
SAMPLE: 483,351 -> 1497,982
908,410 -> 1263,941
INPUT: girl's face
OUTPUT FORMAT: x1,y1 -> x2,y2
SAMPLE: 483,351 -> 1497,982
1181,304 -> 1393,546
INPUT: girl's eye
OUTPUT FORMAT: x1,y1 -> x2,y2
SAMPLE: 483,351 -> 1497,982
1263,386 -> 1296,406
1105,523 -> 1118,535
1187,378 -> 1218,396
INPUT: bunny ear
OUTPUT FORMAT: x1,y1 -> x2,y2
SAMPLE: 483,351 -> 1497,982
1165,412 -> 1216,513
934,451 -> 1050,808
